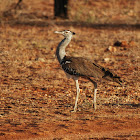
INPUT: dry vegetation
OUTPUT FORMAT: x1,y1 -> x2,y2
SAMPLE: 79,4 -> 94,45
0,0 -> 140,139
0,0 -> 140,24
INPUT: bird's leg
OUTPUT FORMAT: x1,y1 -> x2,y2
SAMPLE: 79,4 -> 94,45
73,79 -> 80,112
87,78 -> 97,111
93,85 -> 97,111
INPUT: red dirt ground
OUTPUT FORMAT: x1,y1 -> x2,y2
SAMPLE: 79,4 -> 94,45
0,0 -> 140,139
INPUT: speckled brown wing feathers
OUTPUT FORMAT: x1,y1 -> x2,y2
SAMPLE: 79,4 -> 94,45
61,56 -> 104,77
61,56 -> 122,85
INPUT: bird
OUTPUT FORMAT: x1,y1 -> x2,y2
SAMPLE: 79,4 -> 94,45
54,30 -> 122,112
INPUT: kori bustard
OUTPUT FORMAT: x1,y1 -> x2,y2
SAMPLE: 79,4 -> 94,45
54,30 -> 122,112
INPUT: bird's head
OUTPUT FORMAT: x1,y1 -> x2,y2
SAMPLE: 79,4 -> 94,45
54,30 -> 75,38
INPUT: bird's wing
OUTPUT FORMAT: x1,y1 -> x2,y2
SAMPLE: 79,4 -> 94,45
61,56 -> 104,78
61,56 -> 122,85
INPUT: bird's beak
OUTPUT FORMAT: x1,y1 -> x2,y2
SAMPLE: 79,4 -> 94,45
54,31 -> 62,34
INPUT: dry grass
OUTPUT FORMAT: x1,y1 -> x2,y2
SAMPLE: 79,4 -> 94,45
69,0 -> 140,23
0,0 -> 14,12
0,0 -> 140,139
0,0 -> 140,24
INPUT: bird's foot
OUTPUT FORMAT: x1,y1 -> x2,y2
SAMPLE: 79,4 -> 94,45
93,103 -> 97,111
71,110 -> 76,113
71,108 -> 77,113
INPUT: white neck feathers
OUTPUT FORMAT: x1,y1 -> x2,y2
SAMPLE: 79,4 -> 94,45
56,36 -> 72,63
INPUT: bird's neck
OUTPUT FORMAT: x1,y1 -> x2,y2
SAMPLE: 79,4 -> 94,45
56,37 -> 72,63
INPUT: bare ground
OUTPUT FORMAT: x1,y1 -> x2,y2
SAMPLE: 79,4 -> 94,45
0,0 -> 140,140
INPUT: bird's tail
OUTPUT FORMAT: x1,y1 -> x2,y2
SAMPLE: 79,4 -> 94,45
102,68 -> 123,86
112,75 -> 123,86
92,63 -> 123,86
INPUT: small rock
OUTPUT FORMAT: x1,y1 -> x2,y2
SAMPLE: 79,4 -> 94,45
38,58 -> 46,62
114,41 -> 122,46
114,40 -> 133,48
108,46 -> 117,52
25,61 -> 33,67
121,41 -> 128,47
129,41 -> 136,47
104,58 -> 110,62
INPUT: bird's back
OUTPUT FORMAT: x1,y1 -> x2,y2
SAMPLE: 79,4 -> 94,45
61,56 -> 122,85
